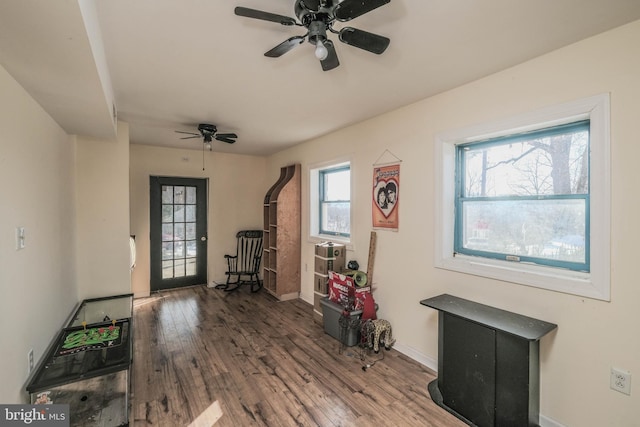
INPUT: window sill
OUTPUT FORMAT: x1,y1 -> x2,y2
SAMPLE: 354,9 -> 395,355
435,253 -> 608,301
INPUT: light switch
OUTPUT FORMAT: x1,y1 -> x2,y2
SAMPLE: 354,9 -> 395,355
16,227 -> 25,250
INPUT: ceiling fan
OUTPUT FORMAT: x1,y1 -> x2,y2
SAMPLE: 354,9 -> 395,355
235,0 -> 391,71
175,123 -> 238,150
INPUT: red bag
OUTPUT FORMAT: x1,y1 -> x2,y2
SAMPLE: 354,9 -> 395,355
361,292 -> 377,321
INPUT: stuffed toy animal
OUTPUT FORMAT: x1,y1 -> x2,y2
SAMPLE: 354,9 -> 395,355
361,318 -> 395,353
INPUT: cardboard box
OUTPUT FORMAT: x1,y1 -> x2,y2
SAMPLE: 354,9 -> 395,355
314,242 -> 346,272
314,273 -> 329,294
315,242 -> 345,258
315,256 -> 333,275
313,291 -> 325,313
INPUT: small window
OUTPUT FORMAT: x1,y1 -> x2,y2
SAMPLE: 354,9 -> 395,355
455,120 -> 590,272
319,165 -> 351,237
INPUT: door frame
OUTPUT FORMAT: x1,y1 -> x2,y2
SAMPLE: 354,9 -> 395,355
149,176 -> 208,291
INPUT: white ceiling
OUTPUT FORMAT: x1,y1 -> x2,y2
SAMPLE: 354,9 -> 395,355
1,0 -> 640,156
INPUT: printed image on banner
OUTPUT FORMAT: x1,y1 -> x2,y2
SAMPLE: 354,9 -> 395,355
372,163 -> 400,230
0,404 -> 69,426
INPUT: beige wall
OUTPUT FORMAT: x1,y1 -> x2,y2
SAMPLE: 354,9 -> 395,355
129,145 -> 267,297
269,20 -> 640,427
75,123 -> 131,300
0,65 -> 77,403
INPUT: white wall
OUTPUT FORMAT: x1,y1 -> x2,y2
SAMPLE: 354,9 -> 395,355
269,20 -> 640,427
0,64 -> 77,403
75,123 -> 131,299
129,145 -> 267,297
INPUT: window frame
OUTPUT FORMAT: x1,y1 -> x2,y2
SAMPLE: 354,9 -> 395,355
435,94 -> 610,301
454,120 -> 591,272
318,164 -> 351,238
309,158 -> 353,245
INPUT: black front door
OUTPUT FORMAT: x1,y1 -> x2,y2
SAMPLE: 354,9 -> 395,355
150,177 -> 208,291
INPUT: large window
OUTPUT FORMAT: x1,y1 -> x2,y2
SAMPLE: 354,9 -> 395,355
319,165 -> 351,237
455,120 -> 590,272
435,94 -> 610,300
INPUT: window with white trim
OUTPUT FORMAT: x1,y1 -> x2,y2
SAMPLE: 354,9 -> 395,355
435,94 -> 610,300
456,120 -> 590,272
310,160 -> 352,242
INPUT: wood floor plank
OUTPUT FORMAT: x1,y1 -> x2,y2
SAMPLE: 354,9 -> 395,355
131,285 -> 465,426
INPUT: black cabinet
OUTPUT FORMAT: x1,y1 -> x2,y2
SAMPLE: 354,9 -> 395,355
420,294 -> 557,427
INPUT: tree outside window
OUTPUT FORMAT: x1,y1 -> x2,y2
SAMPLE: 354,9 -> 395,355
455,120 -> 590,271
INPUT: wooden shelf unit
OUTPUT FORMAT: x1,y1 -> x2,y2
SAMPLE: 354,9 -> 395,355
263,164 -> 301,301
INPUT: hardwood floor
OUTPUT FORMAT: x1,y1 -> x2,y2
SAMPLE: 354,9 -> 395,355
131,285 -> 465,427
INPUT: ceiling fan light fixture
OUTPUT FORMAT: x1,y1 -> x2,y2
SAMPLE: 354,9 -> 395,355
308,21 -> 329,61
314,39 -> 329,60
236,0 -> 391,71
176,123 -> 237,148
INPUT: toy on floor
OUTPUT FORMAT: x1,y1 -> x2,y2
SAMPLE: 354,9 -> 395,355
361,318 -> 396,353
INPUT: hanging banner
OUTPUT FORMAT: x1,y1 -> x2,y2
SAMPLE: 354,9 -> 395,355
372,163 -> 400,230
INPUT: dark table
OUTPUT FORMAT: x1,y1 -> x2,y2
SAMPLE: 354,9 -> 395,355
421,294 -> 557,427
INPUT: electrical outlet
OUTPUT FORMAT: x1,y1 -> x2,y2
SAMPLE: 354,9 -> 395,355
28,349 -> 34,374
611,367 -> 631,395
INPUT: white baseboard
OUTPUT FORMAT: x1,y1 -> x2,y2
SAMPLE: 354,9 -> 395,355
133,291 -> 150,298
540,414 -> 566,427
392,343 -> 438,373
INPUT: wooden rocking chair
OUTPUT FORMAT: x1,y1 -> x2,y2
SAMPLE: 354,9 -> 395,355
217,230 -> 264,292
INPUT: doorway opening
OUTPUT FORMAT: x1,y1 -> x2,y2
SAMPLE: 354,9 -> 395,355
150,177 -> 208,291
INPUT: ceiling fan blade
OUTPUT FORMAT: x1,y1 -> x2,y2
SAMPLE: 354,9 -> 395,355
215,136 -> 236,144
339,27 -> 390,54
320,40 -> 340,71
179,136 -> 202,140
215,133 -> 238,139
300,0 -> 321,11
334,0 -> 390,22
175,130 -> 199,136
234,7 -> 297,26
265,36 -> 306,57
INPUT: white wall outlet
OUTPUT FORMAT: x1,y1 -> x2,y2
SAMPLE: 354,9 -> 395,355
611,367 -> 631,395
28,349 -> 34,374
